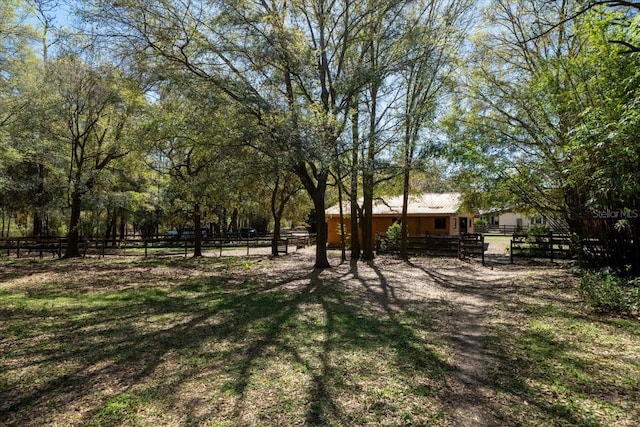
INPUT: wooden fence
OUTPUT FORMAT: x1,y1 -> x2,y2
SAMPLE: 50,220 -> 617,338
476,224 -> 570,235
510,232 -> 573,263
376,233 -> 486,264
0,234 -> 315,259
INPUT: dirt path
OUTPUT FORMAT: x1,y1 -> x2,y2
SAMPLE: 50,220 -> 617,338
317,249 -> 564,426
2,246 -> 581,426
384,256 -> 501,425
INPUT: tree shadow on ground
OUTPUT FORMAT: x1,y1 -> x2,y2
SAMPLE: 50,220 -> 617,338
405,256 -> 639,426
1,255 -> 453,426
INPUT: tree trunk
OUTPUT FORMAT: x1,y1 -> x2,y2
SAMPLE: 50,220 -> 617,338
64,191 -> 82,258
33,211 -> 43,238
400,165 -> 411,260
361,173 -> 374,260
350,106 -> 361,260
119,208 -> 126,240
337,182 -> 347,262
32,163 -> 46,237
105,209 -> 117,246
400,119 -> 413,260
271,212 -> 282,257
295,165 -> 331,268
312,190 -> 330,268
361,98 -> 377,260
193,202 -> 202,257
230,208 -> 238,234
361,58 -> 378,261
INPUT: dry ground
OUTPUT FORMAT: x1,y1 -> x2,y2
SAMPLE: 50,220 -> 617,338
1,248 -> 638,426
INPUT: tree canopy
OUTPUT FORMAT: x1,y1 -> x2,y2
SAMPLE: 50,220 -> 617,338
0,0 -> 638,273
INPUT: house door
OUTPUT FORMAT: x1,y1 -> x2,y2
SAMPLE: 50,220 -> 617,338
460,217 -> 468,234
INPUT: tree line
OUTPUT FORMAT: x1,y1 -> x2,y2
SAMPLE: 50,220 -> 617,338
1,1 -> 639,273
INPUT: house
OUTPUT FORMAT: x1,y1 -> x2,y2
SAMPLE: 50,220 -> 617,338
479,208 -> 548,233
325,192 -> 477,246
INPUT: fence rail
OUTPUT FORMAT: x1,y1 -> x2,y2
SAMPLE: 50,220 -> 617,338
376,233 -> 485,264
477,224 -> 570,235
0,234 -> 315,259
510,232 -> 573,263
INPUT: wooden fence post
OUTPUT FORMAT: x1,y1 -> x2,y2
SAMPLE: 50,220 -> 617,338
481,234 -> 485,266
549,231 -> 554,263
510,239 -> 514,264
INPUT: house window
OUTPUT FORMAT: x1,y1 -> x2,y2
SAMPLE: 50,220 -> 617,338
531,216 -> 545,225
434,217 -> 447,230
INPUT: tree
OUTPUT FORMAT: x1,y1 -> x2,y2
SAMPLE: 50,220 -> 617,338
79,0 -> 397,268
396,0 -> 472,259
531,1 -> 640,53
1,0 -> 34,195
450,0 -> 640,274
40,54 -> 144,257
144,80 -> 232,257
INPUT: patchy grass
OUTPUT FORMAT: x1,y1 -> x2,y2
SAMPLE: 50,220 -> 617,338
0,256 -> 452,426
485,274 -> 640,426
0,254 -> 638,426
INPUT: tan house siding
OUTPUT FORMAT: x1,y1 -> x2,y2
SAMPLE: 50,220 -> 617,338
325,193 -> 477,248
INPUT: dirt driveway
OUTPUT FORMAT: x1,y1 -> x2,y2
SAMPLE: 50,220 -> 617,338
286,247 -> 579,425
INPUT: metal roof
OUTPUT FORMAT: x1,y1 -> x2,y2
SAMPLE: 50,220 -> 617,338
325,192 -> 463,216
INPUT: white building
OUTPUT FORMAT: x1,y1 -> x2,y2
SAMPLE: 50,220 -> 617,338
480,209 -> 547,232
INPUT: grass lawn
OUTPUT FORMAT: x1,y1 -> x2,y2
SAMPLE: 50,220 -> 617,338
1,252 -> 638,426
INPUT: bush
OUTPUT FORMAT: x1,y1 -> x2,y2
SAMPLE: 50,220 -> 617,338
381,222 -> 402,251
527,224 -> 549,236
579,269 -> 640,315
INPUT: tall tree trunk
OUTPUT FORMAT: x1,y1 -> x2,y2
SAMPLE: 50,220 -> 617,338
271,214 -> 282,256
337,177 -> 347,262
230,208 -> 238,234
361,84 -> 377,260
350,106 -> 361,260
64,191 -> 82,258
270,181 -> 292,257
193,202 -> 202,257
400,163 -> 411,260
119,208 -> 126,240
33,213 -> 43,238
362,172 -> 374,260
221,207 -> 227,234
311,188 -> 330,268
32,164 -> 46,237
105,209 -> 115,245
296,165 -> 331,268
400,119 -> 413,260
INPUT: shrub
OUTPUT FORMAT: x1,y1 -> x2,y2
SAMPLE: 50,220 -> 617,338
527,224 -> 549,236
579,269 -> 640,315
383,222 -> 402,251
